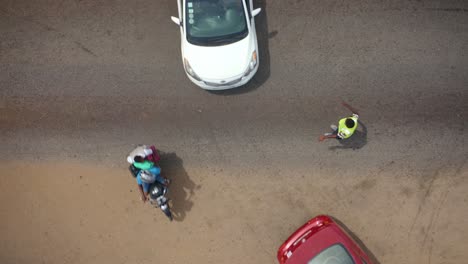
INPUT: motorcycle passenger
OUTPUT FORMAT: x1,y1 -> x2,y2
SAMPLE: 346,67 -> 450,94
127,145 -> 153,164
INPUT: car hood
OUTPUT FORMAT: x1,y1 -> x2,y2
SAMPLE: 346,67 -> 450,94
183,34 -> 254,80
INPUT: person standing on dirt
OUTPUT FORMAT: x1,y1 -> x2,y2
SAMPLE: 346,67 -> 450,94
319,101 -> 360,142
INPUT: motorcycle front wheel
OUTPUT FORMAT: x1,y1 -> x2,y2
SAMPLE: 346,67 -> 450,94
160,204 -> 173,221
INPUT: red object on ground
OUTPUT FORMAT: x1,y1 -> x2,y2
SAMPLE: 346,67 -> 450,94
277,215 -> 373,264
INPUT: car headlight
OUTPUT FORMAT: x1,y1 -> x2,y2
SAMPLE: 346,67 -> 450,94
243,51 -> 257,77
184,58 -> 201,81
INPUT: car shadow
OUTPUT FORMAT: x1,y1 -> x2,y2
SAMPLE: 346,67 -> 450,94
330,216 -> 381,264
209,0 -> 275,96
329,120 -> 368,151
158,151 -> 200,222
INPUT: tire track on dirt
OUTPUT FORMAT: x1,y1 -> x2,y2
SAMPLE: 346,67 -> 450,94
409,157 -> 467,263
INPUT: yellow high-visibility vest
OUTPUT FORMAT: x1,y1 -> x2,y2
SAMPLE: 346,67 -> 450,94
338,115 -> 358,139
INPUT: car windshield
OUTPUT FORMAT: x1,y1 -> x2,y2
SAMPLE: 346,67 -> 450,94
185,0 -> 248,46
308,244 -> 355,264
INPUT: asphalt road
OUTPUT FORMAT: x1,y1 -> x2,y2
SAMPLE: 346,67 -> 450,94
1,0 -> 467,263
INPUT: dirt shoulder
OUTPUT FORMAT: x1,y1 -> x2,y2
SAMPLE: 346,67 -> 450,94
1,159 -> 467,264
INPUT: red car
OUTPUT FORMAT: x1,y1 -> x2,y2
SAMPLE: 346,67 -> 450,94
277,215 -> 373,264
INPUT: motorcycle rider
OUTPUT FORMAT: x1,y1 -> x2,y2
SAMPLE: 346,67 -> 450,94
133,155 -> 169,203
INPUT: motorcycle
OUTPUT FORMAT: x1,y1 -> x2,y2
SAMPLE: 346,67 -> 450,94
128,146 -> 173,221
148,181 -> 173,221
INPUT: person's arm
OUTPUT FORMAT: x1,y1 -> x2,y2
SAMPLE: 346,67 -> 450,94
341,101 -> 359,116
319,134 -> 337,142
138,184 -> 147,203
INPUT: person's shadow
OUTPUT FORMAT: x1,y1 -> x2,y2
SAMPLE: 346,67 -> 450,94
158,152 -> 200,222
329,120 -> 368,151
330,216 -> 381,264
209,0 -> 276,95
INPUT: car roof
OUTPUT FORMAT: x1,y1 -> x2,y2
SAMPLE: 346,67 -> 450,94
284,223 -> 363,264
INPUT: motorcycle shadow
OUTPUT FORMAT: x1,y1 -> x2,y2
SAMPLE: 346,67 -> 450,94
158,152 -> 200,222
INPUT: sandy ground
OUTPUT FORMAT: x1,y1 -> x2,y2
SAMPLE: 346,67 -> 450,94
1,0 -> 468,263
1,157 -> 467,264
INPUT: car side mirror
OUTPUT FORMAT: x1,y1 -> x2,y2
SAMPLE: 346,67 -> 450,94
252,8 -> 261,17
171,16 -> 181,26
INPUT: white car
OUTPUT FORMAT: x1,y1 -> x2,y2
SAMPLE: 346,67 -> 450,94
171,0 -> 261,90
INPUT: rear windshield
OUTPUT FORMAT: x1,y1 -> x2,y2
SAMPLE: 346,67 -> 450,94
308,244 -> 355,264
185,0 -> 248,46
